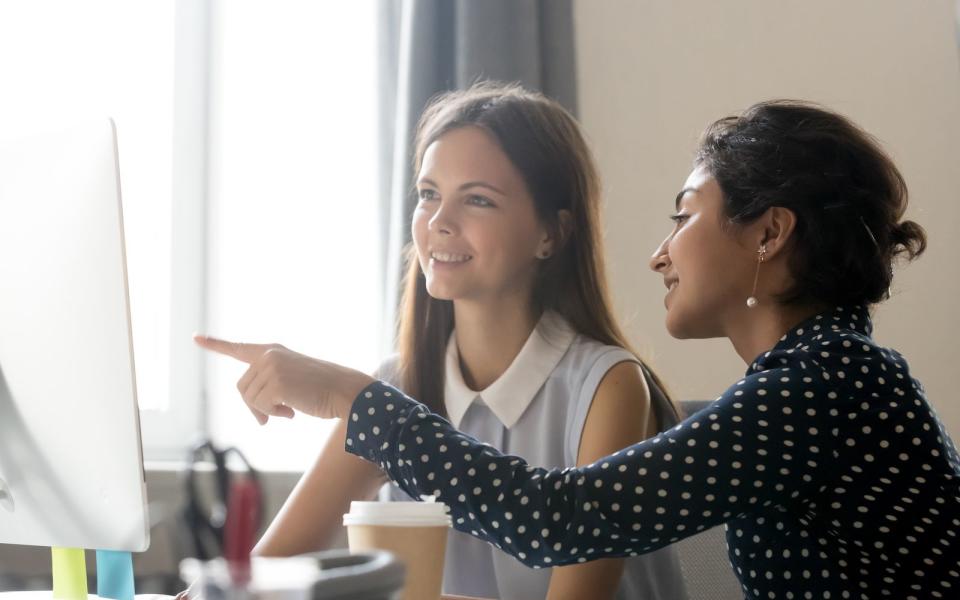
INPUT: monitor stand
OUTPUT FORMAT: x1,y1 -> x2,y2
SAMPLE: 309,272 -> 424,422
0,548 -> 168,600
51,548 -> 87,600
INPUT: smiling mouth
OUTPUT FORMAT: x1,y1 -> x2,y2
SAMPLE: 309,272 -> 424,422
663,280 -> 678,309
430,251 -> 473,264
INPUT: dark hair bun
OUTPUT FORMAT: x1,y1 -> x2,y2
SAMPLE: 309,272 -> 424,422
890,219 -> 927,260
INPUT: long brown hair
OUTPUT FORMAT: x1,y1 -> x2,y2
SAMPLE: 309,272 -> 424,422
397,81 -> 675,421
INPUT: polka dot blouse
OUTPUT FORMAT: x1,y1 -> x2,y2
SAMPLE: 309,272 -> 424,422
345,306 -> 960,599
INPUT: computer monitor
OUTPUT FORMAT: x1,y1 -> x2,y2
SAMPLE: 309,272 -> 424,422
0,119 -> 149,553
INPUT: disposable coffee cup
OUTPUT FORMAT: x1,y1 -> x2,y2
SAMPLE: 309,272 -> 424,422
343,498 -> 451,600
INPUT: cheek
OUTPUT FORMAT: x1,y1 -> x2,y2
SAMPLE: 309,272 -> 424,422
493,222 -> 538,261
411,209 -> 429,251
674,233 -> 742,304
411,210 -> 433,271
670,230 -> 714,296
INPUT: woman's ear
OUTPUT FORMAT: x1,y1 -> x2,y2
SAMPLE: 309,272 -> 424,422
537,209 -> 574,259
752,206 -> 797,259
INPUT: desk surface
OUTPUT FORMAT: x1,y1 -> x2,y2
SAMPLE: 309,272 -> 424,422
1,591 -> 490,600
0,594 -> 171,600
1,594 -> 488,600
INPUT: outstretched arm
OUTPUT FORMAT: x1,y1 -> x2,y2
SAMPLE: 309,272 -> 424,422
192,334 -> 381,555
345,365 -> 832,568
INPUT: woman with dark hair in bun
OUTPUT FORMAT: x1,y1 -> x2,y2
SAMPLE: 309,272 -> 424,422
199,100 -> 960,599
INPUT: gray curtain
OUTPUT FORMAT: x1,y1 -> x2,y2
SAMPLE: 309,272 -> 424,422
376,0 -> 578,353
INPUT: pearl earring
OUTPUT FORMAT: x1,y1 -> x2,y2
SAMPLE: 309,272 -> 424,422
746,244 -> 767,308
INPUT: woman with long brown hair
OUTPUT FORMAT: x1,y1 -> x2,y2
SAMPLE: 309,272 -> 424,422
199,82 -> 686,599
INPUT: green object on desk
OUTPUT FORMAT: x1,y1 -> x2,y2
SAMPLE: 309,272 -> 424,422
51,547 -> 88,600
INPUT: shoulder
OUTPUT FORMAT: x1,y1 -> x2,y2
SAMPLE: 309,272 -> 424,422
591,359 -> 652,413
547,333 -> 650,406
712,338 -> 852,435
559,336 -> 653,460
372,354 -> 402,387
558,334 -> 639,382
754,318 -> 908,407
576,358 -> 652,464
564,336 -> 655,400
539,319 -> 657,445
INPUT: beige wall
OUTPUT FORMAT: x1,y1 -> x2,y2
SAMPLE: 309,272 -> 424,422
574,0 -> 960,434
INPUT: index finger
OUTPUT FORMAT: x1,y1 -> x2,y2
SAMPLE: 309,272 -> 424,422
193,334 -> 270,364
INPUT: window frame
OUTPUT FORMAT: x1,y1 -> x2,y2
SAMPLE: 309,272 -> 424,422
140,0 -> 211,461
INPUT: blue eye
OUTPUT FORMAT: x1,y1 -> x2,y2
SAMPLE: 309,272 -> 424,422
467,195 -> 494,207
418,189 -> 438,201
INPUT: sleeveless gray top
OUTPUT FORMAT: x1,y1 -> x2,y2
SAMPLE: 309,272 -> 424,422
378,312 -> 688,600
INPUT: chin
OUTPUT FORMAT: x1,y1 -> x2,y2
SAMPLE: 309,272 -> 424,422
663,312 -> 687,339
665,321 -> 694,340
425,284 -> 455,301
424,278 -> 465,302
664,311 -> 715,340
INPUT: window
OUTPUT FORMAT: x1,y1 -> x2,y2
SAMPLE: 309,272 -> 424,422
0,1 -> 192,452
0,1 -> 382,469
204,0 -> 382,470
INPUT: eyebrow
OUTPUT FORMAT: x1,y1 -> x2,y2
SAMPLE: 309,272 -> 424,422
675,187 -> 698,210
417,177 -> 506,196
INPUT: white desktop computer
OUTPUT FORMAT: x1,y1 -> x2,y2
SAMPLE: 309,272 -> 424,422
0,119 -> 150,599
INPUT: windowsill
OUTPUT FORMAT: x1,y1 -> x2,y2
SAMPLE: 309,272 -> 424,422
144,460 -> 304,475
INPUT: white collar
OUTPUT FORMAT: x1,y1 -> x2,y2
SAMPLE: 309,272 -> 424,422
443,311 -> 577,429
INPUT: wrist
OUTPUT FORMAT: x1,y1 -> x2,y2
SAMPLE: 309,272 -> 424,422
336,369 -> 376,420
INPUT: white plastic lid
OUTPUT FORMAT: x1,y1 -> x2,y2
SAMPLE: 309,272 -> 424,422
342,498 -> 451,527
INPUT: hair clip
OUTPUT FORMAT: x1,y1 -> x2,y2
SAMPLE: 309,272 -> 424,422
859,216 -> 880,251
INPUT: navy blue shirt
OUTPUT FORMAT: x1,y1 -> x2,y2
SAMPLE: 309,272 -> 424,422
346,306 -> 960,599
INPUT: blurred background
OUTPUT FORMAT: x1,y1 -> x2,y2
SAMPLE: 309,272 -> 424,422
0,0 -> 957,592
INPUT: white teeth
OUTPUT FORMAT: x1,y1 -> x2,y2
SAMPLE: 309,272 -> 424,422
669,282 -> 678,291
431,251 -> 472,263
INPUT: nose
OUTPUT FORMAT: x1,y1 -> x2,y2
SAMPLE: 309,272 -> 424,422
649,236 -> 670,273
428,201 -> 456,236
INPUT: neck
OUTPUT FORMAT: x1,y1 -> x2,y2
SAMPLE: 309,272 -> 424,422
453,298 -> 540,391
725,302 -> 825,365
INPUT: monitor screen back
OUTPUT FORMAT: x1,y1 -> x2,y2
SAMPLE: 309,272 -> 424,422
0,119 -> 149,551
